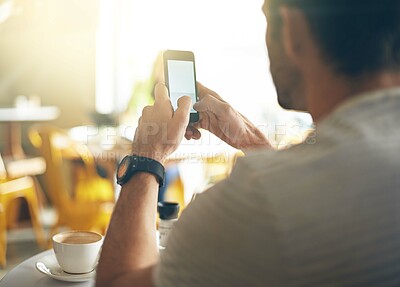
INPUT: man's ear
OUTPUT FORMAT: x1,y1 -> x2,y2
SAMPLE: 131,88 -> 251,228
280,6 -> 313,67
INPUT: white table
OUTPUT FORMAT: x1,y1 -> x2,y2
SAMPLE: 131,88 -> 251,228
0,249 -> 94,287
0,106 -> 60,122
0,106 -> 60,158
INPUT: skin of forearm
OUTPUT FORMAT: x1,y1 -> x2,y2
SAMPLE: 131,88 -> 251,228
96,172 -> 159,287
238,113 -> 271,150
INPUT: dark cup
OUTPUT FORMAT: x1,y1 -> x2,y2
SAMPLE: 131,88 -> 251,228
157,202 -> 180,220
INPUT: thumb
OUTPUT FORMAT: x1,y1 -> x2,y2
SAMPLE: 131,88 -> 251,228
173,96 -> 192,123
154,83 -> 170,104
193,94 -> 221,113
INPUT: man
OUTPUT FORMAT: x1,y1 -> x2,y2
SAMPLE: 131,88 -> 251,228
97,0 -> 400,286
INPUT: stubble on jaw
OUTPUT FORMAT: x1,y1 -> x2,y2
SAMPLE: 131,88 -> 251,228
265,7 -> 307,112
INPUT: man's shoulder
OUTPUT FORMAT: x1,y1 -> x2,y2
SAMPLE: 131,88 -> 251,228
233,139 -> 333,182
230,123 -> 398,198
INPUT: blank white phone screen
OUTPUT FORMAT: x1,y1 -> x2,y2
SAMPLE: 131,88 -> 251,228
167,60 -> 196,112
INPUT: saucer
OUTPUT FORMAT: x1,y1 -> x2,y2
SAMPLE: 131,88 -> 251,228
35,253 -> 96,282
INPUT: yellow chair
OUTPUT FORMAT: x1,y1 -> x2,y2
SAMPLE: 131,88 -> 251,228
1,156 -> 46,230
28,125 -> 114,235
163,152 -> 240,214
0,203 -> 5,268
163,173 -> 185,216
0,154 -> 46,267
202,152 -> 240,186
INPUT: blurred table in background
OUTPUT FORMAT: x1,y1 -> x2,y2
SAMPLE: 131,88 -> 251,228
0,106 -> 60,159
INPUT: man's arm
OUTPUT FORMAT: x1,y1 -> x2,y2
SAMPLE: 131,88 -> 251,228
96,173 -> 159,287
96,84 -> 192,287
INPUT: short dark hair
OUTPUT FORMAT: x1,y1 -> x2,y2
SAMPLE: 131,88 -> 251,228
266,0 -> 400,76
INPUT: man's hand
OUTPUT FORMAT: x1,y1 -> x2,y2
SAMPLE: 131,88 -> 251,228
185,83 -> 271,150
133,83 -> 192,164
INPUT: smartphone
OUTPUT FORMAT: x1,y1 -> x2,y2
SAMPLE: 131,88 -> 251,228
163,50 -> 199,122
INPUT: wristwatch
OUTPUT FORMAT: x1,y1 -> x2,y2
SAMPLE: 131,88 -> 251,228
116,155 -> 165,186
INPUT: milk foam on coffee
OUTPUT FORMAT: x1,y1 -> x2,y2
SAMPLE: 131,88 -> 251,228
57,233 -> 102,244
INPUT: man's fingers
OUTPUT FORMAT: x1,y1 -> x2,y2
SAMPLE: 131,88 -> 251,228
185,126 -> 194,140
197,82 -> 224,101
190,121 -> 201,129
174,96 -> 192,123
185,126 -> 202,140
154,83 -> 173,117
190,126 -> 201,140
193,94 -> 223,113
142,106 -> 153,116
154,83 -> 171,105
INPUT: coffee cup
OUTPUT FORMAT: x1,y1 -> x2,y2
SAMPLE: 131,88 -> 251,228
52,230 -> 103,274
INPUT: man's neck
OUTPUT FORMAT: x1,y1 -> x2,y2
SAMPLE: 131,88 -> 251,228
306,71 -> 400,122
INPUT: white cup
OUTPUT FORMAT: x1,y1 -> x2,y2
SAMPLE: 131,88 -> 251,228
52,230 -> 103,274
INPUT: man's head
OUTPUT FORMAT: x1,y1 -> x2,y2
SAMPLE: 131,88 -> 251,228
263,0 -> 400,113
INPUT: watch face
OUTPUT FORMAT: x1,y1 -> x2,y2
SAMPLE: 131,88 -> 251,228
116,155 -> 164,186
117,156 -> 131,180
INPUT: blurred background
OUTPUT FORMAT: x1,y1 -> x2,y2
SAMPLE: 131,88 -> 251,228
0,0 -> 313,277
0,0 -> 312,141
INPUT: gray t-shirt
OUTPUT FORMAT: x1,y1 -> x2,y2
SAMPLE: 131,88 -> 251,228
154,88 -> 400,287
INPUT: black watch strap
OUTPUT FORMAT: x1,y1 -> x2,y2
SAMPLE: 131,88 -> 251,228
117,155 -> 165,186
